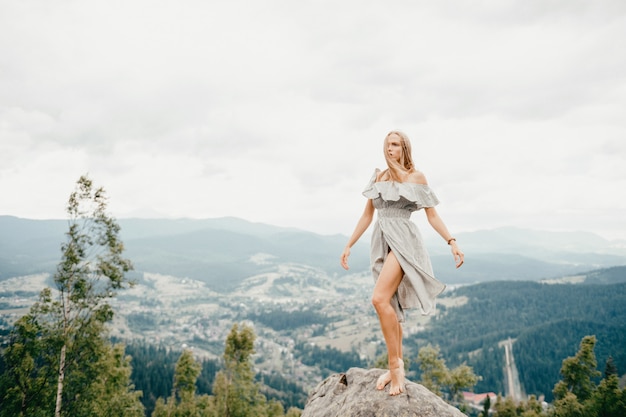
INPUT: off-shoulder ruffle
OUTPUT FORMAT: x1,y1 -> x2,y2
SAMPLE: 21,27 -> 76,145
362,169 -> 440,208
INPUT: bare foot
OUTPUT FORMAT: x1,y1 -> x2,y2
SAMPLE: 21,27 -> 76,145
376,370 -> 391,390
388,359 -> 405,396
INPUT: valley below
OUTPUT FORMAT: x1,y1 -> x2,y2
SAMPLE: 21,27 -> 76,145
2,259 -> 441,392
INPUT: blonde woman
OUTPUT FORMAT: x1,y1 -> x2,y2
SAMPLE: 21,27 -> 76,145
340,131 -> 464,396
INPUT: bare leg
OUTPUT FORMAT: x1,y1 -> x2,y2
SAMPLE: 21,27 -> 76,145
372,251 -> 405,395
376,323 -> 403,390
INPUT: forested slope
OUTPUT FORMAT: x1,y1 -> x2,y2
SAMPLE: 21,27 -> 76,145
125,342 -> 309,416
407,280 -> 626,401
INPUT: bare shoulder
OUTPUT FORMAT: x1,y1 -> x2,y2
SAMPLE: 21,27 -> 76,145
405,170 -> 428,185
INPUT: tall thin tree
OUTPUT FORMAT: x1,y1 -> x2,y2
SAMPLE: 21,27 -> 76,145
52,175 -> 134,417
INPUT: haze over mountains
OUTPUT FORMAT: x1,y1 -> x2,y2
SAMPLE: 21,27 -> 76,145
1,215 -> 625,290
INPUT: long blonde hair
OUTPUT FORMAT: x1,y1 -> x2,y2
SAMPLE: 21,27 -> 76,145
383,130 -> 415,182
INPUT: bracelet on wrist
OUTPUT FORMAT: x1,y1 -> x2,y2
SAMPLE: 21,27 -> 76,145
447,237 -> 456,245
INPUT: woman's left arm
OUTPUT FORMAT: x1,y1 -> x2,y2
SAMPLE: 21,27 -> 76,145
424,207 -> 464,268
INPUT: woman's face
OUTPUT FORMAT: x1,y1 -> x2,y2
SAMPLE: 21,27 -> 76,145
386,133 -> 403,163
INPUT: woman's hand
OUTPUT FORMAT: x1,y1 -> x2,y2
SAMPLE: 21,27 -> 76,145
340,246 -> 351,270
450,242 -> 464,268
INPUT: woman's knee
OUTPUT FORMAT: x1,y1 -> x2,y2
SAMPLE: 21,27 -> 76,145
371,293 -> 389,311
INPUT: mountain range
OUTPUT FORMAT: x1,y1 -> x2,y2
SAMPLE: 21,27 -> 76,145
1,215 -> 625,291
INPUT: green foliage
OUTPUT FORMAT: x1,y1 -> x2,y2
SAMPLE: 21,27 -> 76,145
151,349 -> 213,417
256,371 -> 308,409
552,392 -> 585,417
419,281 -> 626,354
490,335 -> 626,417
416,344 -> 479,402
294,342 -> 365,378
371,353 -> 411,373
372,353 -> 388,369
124,338 -> 305,415
553,336 -> 601,403
492,395 -> 549,417
449,363 -> 480,400
583,266 -> 626,285
224,323 -> 256,368
205,322 -> 297,417
603,356 -> 617,379
147,345 -> 304,417
481,394 -> 491,417
550,336 -> 626,417
494,395 -> 518,417
407,281 -> 626,399
0,175 -> 142,417
466,345 -> 506,395
246,307 -> 330,331
514,319 -> 626,402
417,345 -> 449,396
123,342 -> 218,416
584,372 -> 626,417
81,343 -> 145,417
285,407 -> 302,417
0,305 -> 57,416
175,350 -> 202,401
213,323 -> 266,417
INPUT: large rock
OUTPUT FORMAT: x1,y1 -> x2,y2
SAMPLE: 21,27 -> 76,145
301,367 -> 466,417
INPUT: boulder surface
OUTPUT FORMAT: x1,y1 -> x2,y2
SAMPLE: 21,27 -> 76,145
301,367 -> 466,417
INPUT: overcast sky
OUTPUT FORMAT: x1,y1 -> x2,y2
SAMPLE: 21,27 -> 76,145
1,0 -> 625,241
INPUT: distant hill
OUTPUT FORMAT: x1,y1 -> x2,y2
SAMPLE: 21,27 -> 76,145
580,265 -> 626,284
446,227 -> 625,256
0,216 -> 370,290
1,216 -> 625,290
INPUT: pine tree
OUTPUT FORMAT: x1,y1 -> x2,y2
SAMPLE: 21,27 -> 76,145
175,349 -> 203,402
583,357 -> 626,417
603,356 -> 617,379
0,306 -> 56,417
553,335 -> 601,404
212,323 -> 282,417
519,395 -> 545,417
213,323 -> 262,417
0,175 -> 142,417
152,349 -> 213,417
80,343 -> 145,417
499,335 -> 626,417
493,395 -> 517,417
481,394 -> 491,417
552,392 -> 585,417
151,325 -> 290,417
552,335 -> 603,417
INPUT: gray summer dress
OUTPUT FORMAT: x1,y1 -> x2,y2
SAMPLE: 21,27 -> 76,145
363,169 -> 446,321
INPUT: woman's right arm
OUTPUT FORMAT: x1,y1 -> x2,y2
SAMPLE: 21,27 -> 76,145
340,199 -> 375,270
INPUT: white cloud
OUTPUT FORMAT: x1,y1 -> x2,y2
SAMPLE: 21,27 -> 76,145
1,0 -> 625,240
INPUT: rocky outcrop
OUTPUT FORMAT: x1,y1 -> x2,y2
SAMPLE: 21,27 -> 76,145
301,367 -> 466,417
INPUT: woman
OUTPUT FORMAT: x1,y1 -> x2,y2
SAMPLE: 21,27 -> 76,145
340,131 -> 464,396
